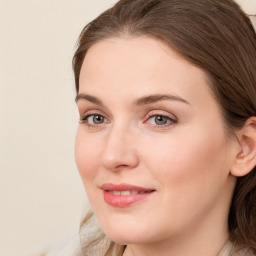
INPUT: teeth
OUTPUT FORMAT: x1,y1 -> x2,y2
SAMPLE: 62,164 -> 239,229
120,190 -> 131,195
109,190 -> 150,195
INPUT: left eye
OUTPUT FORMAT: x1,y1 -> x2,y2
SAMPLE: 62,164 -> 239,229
148,115 -> 174,126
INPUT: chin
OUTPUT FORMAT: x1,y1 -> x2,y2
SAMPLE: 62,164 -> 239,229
99,217 -> 154,244
105,230 -> 148,245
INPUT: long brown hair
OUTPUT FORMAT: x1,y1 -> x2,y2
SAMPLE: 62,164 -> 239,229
73,0 -> 256,255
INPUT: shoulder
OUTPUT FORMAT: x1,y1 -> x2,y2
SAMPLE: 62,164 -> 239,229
234,247 -> 255,256
218,241 -> 255,256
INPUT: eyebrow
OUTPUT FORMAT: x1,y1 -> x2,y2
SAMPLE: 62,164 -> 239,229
135,94 -> 190,105
75,94 -> 103,106
75,93 -> 190,106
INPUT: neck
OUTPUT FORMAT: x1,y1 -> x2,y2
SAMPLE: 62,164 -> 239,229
124,235 -> 229,256
123,216 -> 230,256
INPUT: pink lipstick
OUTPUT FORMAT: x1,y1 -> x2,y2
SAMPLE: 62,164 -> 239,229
100,183 -> 155,207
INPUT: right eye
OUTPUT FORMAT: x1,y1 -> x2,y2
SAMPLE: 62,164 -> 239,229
80,114 -> 109,126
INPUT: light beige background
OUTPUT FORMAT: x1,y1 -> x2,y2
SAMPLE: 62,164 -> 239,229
0,1 -> 255,256
0,1 -> 117,256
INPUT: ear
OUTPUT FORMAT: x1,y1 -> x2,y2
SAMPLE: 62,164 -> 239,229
230,117 -> 256,177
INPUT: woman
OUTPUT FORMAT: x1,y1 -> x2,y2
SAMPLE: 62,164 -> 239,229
73,0 -> 256,255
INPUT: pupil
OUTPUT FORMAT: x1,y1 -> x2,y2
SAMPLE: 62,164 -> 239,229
93,115 -> 103,124
155,115 -> 167,125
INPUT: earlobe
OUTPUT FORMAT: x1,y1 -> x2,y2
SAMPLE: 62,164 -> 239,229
230,117 -> 256,177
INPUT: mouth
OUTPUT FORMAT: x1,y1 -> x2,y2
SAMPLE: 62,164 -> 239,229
100,183 -> 156,207
108,190 -> 152,195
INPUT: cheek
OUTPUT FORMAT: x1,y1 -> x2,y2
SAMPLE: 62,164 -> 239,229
140,125 -> 230,188
75,130 -> 100,184
136,127 -> 232,231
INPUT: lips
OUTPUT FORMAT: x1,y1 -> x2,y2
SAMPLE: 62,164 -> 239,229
100,183 -> 155,207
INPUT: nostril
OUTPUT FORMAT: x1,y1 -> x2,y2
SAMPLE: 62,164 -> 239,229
101,148 -> 139,171
115,164 -> 129,169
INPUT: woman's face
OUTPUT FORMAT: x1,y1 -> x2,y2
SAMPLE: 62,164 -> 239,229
75,37 -> 237,246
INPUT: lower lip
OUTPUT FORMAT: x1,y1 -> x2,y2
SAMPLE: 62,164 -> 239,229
103,191 -> 154,207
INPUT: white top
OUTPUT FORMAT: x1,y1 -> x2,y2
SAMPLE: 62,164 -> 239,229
45,236 -> 254,256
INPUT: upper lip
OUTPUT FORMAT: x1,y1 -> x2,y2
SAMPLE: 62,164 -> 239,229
100,183 -> 155,192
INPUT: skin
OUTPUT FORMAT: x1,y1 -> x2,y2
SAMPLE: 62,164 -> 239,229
75,37 -> 239,256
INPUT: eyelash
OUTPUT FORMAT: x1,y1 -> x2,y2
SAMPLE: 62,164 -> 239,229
146,114 -> 177,128
79,112 -> 177,129
79,113 -> 109,128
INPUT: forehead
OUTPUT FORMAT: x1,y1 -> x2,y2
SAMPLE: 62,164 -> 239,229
79,36 -> 210,96
79,37 -> 215,112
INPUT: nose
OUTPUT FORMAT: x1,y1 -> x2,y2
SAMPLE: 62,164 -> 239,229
101,125 -> 139,171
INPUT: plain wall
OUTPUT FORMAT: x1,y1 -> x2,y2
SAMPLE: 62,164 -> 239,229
0,1 -> 117,255
0,1 -> 255,256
